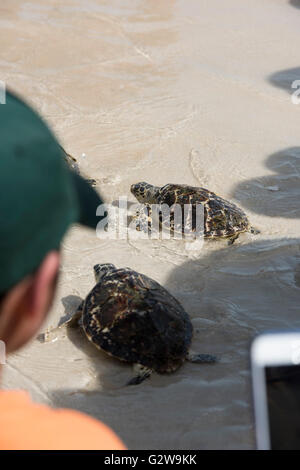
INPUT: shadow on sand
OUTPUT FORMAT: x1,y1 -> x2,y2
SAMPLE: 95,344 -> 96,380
290,0 -> 300,9
269,66 -> 300,93
231,147 -> 300,218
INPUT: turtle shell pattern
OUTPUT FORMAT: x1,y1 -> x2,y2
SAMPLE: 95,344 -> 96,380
82,267 -> 193,373
150,184 -> 250,239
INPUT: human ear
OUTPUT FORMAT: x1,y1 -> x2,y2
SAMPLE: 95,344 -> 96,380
0,251 -> 60,353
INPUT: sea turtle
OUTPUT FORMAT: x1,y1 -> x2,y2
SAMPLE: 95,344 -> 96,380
130,182 -> 259,244
60,146 -> 97,186
56,264 -> 217,385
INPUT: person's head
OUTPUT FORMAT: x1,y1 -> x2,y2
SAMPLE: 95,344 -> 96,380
0,91 -> 104,354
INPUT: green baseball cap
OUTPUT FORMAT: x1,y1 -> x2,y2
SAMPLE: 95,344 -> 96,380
0,91 -> 104,294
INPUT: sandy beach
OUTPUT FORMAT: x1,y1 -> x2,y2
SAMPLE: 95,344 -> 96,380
2,0 -> 300,449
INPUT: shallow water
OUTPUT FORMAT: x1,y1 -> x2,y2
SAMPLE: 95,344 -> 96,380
2,0 -> 300,449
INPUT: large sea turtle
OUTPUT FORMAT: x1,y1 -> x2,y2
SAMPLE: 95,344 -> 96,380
55,264 -> 217,385
130,182 -> 258,244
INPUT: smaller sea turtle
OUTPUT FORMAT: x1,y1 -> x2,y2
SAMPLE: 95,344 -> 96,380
61,146 -> 97,186
130,182 -> 259,244
55,264 -> 217,385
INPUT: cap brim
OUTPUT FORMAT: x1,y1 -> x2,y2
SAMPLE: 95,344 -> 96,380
70,171 -> 105,229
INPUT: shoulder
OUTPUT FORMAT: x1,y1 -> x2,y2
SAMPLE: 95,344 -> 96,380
0,390 -> 126,450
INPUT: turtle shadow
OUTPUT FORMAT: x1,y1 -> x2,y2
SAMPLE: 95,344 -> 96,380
165,237 -> 300,338
230,147 -> 300,218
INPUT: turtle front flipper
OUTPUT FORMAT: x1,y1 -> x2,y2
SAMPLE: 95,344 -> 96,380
64,300 -> 84,328
38,301 -> 84,343
186,351 -> 218,363
130,204 -> 152,234
126,364 -> 153,385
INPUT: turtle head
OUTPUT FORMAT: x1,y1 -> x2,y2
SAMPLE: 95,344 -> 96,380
130,182 -> 160,203
93,263 -> 115,282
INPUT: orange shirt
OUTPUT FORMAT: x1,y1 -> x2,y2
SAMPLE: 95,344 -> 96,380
0,390 -> 126,450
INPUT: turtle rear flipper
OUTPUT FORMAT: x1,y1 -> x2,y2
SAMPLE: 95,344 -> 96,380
186,351 -> 218,363
126,364 -> 153,386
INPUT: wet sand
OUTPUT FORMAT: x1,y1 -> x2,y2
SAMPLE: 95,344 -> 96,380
2,0 -> 300,449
